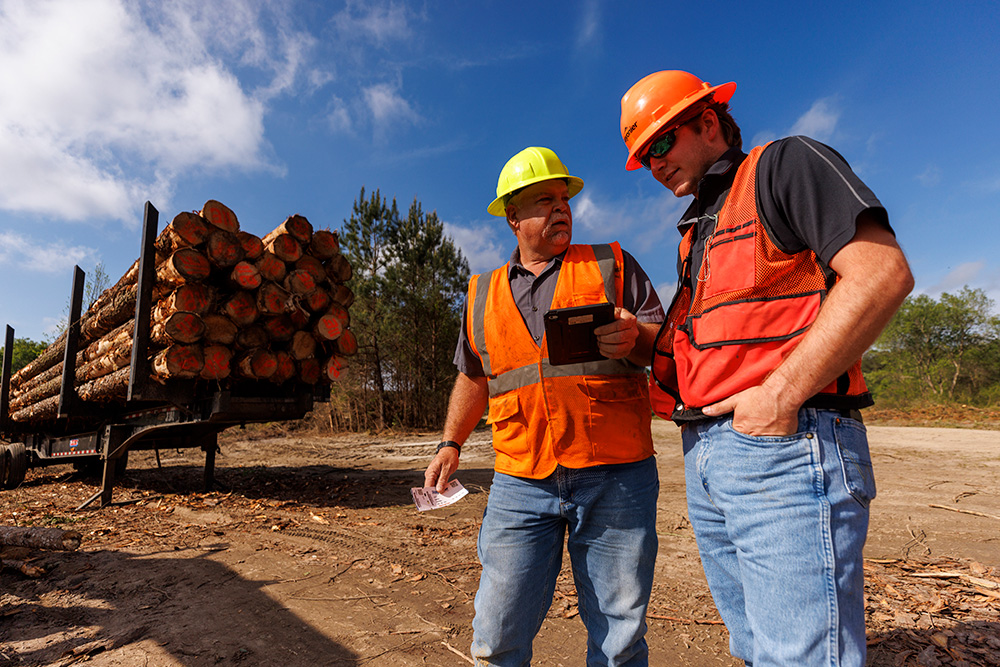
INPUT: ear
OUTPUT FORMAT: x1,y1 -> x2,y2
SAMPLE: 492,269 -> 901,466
700,108 -> 721,142
506,206 -> 519,232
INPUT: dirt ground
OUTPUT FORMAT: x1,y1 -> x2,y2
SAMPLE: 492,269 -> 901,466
1,415 -> 999,666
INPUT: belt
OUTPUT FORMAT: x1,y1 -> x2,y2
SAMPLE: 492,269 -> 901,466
839,409 -> 864,423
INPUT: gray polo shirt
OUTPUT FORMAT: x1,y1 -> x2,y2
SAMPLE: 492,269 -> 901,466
454,246 -> 664,376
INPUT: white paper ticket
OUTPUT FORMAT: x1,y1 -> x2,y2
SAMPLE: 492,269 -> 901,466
411,479 -> 468,511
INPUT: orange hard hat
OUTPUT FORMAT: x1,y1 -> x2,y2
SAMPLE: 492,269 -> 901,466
620,70 -> 736,171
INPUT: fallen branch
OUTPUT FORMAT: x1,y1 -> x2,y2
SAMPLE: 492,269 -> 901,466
1,558 -> 46,578
441,641 -> 476,665
928,503 -> 1000,521
0,526 -> 82,551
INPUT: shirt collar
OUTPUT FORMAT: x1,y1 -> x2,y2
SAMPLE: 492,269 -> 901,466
677,146 -> 748,232
507,246 -> 566,279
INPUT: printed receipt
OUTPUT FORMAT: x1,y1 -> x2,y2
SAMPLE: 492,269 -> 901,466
411,479 -> 468,511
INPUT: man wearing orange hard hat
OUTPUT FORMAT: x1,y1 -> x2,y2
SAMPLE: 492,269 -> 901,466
620,70 -> 913,665
424,146 -> 664,665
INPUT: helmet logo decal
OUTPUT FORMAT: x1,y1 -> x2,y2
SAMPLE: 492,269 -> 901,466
623,121 -> 638,142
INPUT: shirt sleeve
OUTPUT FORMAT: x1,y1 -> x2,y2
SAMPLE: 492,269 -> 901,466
756,136 -> 893,266
452,293 -> 485,377
621,250 -> 665,323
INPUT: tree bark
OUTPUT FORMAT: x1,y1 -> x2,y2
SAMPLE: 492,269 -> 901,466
0,526 -> 81,551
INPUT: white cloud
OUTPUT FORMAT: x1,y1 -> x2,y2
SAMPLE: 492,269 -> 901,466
572,189 -> 687,249
444,221 -> 508,276
753,97 -> 840,146
918,261 -> 1000,315
916,164 -> 943,187
790,99 -> 840,142
0,231 -> 97,273
924,261 -> 987,295
0,0 -> 305,224
575,0 -> 601,51
332,0 -> 414,47
655,281 -> 677,305
363,83 -> 423,140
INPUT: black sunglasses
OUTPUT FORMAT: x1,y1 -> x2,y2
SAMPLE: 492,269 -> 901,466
639,112 -> 703,169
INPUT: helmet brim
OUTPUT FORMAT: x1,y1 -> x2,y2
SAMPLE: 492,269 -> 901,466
624,81 -> 736,171
487,175 -> 585,217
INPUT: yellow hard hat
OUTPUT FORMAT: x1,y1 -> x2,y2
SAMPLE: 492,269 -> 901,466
487,146 -> 584,216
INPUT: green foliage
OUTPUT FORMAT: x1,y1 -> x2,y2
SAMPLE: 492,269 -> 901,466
867,286 -> 1000,407
333,188 -> 470,431
0,337 -> 48,373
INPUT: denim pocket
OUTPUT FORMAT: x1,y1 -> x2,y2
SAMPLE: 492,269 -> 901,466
724,421 -> 806,445
834,417 -> 876,508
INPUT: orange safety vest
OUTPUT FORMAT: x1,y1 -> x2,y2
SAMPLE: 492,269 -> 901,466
468,243 -> 654,478
650,145 -> 872,420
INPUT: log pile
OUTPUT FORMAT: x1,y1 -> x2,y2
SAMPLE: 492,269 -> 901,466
7,201 -> 356,424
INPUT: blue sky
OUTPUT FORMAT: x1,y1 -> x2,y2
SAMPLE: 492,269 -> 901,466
2,0 -> 999,343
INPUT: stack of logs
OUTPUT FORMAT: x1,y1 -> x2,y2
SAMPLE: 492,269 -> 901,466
7,200 -> 356,424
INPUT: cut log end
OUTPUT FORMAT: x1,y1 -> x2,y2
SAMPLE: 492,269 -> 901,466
199,200 -> 240,233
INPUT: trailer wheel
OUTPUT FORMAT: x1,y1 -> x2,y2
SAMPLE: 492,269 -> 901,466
0,445 -> 9,488
2,442 -> 27,489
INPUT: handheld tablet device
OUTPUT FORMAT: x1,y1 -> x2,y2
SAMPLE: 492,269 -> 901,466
543,302 -> 614,366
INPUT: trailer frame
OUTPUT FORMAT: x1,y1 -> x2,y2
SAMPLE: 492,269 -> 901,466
1,202 -> 327,507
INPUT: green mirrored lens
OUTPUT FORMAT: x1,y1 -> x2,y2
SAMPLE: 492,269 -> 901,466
648,131 -> 675,158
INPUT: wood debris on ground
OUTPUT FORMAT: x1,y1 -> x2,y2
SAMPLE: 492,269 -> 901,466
864,556 -> 1000,666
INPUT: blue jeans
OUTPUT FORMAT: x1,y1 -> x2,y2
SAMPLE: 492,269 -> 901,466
471,457 -> 659,666
683,409 -> 874,666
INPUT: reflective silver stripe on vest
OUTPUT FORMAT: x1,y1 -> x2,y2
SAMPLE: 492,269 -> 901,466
592,243 -> 617,304
472,269 -> 495,377
488,358 -> 643,397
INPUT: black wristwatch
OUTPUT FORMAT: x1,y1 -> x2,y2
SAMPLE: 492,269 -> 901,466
436,440 -> 461,454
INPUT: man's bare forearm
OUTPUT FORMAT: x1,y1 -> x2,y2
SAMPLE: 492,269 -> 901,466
442,372 -> 489,444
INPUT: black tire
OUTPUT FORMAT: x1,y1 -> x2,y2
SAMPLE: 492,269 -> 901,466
4,442 -> 27,489
0,445 -> 10,488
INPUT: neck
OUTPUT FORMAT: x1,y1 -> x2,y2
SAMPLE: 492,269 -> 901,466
517,246 -> 562,276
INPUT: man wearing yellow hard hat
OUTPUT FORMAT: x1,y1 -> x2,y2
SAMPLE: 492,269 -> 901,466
620,70 -> 914,665
424,146 -> 664,665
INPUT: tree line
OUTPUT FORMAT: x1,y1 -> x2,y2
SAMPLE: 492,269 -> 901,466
864,286 -> 1000,407
329,187 -> 470,431
4,191 -> 998,427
